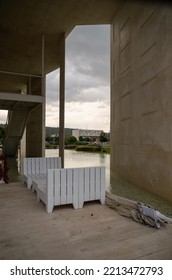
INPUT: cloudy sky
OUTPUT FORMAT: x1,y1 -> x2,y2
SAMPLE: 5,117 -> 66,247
0,25 -> 110,132
46,25 -> 110,132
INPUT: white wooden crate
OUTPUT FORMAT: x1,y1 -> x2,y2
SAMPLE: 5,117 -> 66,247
22,157 -> 61,189
36,166 -> 105,213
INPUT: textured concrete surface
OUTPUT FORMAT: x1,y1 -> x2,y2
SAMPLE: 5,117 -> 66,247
0,182 -> 172,260
111,1 -> 172,203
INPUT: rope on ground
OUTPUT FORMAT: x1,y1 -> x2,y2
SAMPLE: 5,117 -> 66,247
105,191 -> 172,229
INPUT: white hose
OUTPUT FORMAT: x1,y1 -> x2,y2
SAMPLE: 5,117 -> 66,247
156,211 -> 172,224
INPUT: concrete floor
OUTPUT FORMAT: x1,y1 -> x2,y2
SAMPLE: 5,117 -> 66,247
0,182 -> 172,260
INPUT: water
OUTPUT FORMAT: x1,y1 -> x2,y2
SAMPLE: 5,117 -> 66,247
5,149 -> 172,216
46,149 -> 110,188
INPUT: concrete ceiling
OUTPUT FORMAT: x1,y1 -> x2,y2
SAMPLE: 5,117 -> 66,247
0,0 -> 121,76
0,0 -> 122,103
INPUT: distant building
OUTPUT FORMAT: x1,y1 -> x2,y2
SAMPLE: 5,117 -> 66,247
72,129 -> 103,144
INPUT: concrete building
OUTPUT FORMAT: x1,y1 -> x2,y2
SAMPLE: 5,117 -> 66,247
0,0 -> 172,203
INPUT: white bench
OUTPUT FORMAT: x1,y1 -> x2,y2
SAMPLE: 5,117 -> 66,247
32,177 -> 46,193
36,166 -> 105,213
22,157 -> 61,189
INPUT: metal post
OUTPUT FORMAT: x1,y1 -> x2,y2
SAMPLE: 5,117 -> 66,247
59,34 -> 65,168
41,34 -> 46,156
41,34 -> 45,97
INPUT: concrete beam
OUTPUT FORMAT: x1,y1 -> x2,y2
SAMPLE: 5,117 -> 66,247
0,92 -> 44,103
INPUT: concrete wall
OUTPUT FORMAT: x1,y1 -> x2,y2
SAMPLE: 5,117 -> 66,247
111,1 -> 172,203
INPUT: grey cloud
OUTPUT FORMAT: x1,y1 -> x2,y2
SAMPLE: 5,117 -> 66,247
46,25 -> 110,105
46,69 -> 59,102
66,25 -> 110,83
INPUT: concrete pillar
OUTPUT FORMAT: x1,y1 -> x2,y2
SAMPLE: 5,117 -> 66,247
24,34 -> 45,158
59,34 -> 65,168
111,1 -> 172,203
26,77 -> 45,157
20,129 -> 26,158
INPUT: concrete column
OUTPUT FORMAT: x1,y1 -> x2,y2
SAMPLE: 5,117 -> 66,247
59,34 -> 65,168
26,77 -> 45,157
111,1 -> 172,203
25,34 -> 46,158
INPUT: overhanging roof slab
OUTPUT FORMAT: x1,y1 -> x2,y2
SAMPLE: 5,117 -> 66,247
0,0 -> 121,76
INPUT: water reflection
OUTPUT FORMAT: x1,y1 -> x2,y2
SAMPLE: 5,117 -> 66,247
46,149 -> 110,190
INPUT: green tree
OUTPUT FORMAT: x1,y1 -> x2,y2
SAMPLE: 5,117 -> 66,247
99,132 -> 107,143
65,135 -> 77,145
53,136 -> 59,145
46,135 -> 52,143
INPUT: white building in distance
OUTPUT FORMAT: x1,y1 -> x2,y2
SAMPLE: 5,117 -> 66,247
72,129 -> 103,144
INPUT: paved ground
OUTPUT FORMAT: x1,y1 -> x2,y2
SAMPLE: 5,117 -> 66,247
0,182 -> 172,260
